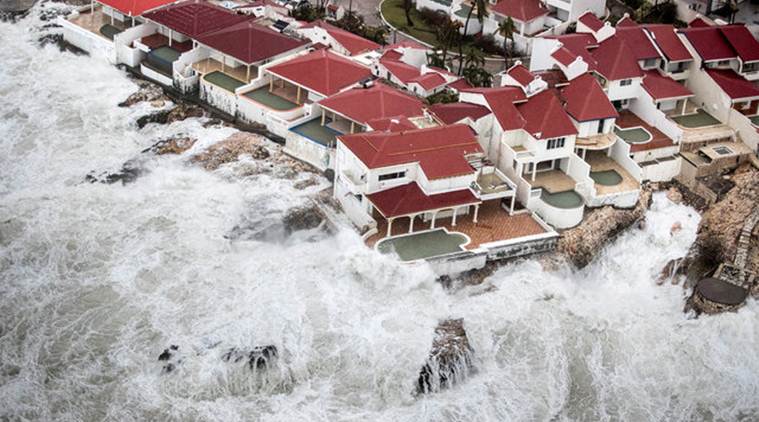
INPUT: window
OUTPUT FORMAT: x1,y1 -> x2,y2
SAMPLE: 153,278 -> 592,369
643,58 -> 658,68
547,137 -> 565,150
378,171 -> 406,181
620,79 -> 632,86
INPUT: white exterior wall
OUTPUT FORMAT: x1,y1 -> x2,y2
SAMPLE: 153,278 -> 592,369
58,14 -> 116,63
140,63 -> 173,86
728,108 -> 759,152
200,78 -> 238,115
567,0 -> 605,20
417,170 -> 476,195
605,77 -> 643,102
686,65 -> 733,122
113,23 -> 156,67
173,47 -> 210,93
640,157 -> 681,182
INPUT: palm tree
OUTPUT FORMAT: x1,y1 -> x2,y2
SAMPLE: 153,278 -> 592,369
464,47 -> 485,69
402,0 -> 414,27
457,0 -> 488,74
497,17 -> 516,69
436,20 -> 462,64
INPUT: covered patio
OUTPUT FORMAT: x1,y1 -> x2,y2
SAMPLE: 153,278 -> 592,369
69,6 -> 131,39
192,57 -> 256,84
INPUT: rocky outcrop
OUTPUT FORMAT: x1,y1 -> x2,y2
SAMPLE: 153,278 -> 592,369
85,158 -> 144,185
190,132 -> 270,171
142,137 -> 196,155
558,189 -> 652,269
37,32 -> 87,55
282,205 -> 325,235
417,319 -> 474,394
119,80 -> 170,108
222,345 -> 278,370
136,103 -> 204,129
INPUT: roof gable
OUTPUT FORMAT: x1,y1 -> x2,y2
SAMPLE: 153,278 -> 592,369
719,26 -> 759,63
640,70 -> 692,100
680,26 -> 736,61
644,24 -> 692,62
196,20 -> 308,64
143,0 -> 249,37
706,69 -> 759,100
100,0 -> 176,16
592,36 -> 643,80
267,50 -> 371,96
616,26 -> 661,60
302,20 -> 380,56
318,83 -> 425,124
490,0 -> 548,22
559,73 -> 618,121
517,90 -> 578,139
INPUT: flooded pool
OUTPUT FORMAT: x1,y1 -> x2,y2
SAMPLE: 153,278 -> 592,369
541,190 -> 584,209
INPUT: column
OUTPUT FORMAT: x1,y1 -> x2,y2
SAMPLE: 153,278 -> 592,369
246,65 -> 251,81
408,215 -> 415,233
168,29 -> 172,47
532,162 -> 537,182
90,0 -> 93,14
221,56 -> 225,73
387,218 -> 394,237
430,212 -> 437,229
681,99 -> 687,115
510,195 -> 516,214
321,113 -> 326,126
350,121 -> 355,134
269,78 -> 274,92
473,204 -> 480,223
296,86 -> 301,104
452,208 -> 458,226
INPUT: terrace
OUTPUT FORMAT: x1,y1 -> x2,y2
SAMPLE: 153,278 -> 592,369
192,58 -> 256,84
289,118 -> 343,147
367,201 -> 548,251
584,151 -> 640,196
242,86 -> 300,111
671,109 -> 721,128
616,111 -> 676,153
528,169 -> 576,193
69,7 -> 131,40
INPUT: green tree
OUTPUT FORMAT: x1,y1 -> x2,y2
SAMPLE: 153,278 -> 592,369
436,20 -> 462,63
463,66 -> 492,87
457,0 -> 488,74
497,17 -> 516,69
463,47 -> 485,69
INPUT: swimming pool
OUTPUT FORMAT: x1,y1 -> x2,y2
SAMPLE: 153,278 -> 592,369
541,190 -> 584,209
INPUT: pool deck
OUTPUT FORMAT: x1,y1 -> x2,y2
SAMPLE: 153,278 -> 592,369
69,8 -> 127,39
290,118 -> 342,147
616,111 -> 675,153
529,170 -> 576,193
585,152 -> 640,196
366,201 -> 548,249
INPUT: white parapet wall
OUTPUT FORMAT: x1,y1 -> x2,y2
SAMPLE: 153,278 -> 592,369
628,95 -> 684,144
728,108 -> 759,152
283,132 -> 332,171
641,156 -> 681,182
173,48 -> 210,94
141,63 -> 173,86
334,178 -> 376,231
200,77 -> 238,116
610,139 -> 643,182
58,13 -> 116,63
113,23 -> 157,67
529,193 -> 584,229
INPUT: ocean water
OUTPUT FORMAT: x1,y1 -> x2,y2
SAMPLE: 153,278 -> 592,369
1,7 -> 758,421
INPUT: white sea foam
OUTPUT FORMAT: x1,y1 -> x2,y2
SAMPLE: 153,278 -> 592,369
1,8 -> 758,422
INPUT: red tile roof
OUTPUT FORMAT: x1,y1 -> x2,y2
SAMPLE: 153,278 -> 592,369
462,86 -> 527,130
558,73 -> 618,121
318,83 -> 425,124
267,50 -> 371,96
616,26 -> 661,60
196,20 -> 307,64
719,26 -> 759,63
98,0 -> 176,16
300,20 -> 380,56
689,17 -> 712,28
644,24 -> 692,62
447,78 -> 474,91
616,15 -> 638,27
367,182 -> 480,218
409,72 -> 447,90
506,63 -> 536,86
338,124 -> 482,179
578,11 -> 604,32
706,69 -> 759,100
517,90 -> 578,139
143,0 -> 249,37
490,0 -> 548,22
593,36 -> 644,80
551,47 -> 576,66
550,33 -> 598,69
380,57 -> 421,83
641,70 -> 692,100
430,102 -> 492,124
680,26 -> 736,61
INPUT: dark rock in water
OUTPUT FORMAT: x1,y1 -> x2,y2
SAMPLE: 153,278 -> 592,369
226,218 -> 285,242
222,345 -> 278,370
190,133 -> 270,170
282,205 -> 324,235
170,344 -> 179,351
686,277 -> 749,315
202,118 -> 224,128
158,349 -> 172,361
162,363 -> 175,374
142,137 -> 196,155
85,159 -> 144,185
135,104 -> 204,129
37,33 -> 87,55
417,319 -> 474,394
